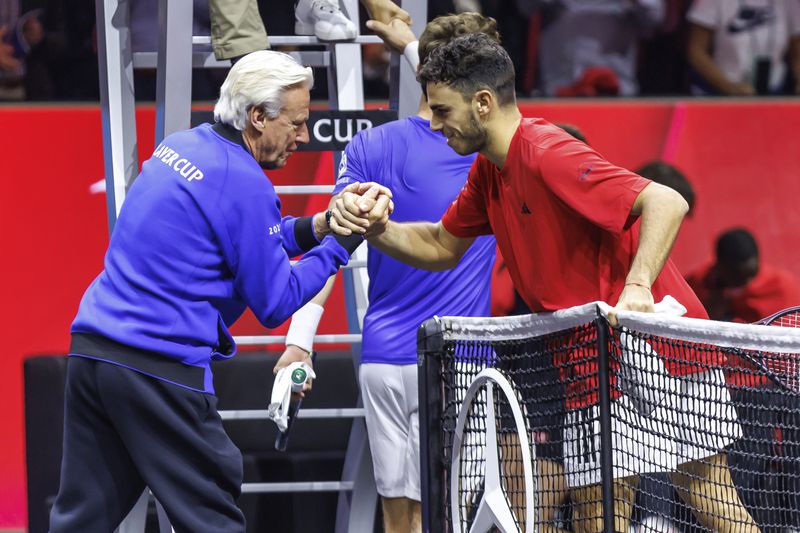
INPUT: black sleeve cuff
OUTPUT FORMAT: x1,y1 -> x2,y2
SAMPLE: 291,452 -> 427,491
293,216 -> 320,253
333,233 -> 364,255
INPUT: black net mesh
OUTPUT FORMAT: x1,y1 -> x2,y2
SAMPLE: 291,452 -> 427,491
421,311 -> 800,533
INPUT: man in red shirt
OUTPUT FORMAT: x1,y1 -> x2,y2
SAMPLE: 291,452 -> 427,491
688,228 -> 800,324
360,33 -> 756,532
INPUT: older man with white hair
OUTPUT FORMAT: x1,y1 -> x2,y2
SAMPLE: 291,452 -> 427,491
49,50 -> 391,533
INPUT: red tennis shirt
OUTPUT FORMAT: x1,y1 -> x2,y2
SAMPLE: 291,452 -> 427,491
441,118 -> 712,408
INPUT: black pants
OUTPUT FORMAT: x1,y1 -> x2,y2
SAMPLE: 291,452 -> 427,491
50,356 -> 245,533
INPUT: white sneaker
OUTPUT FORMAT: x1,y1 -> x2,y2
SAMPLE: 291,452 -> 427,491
295,0 -> 357,41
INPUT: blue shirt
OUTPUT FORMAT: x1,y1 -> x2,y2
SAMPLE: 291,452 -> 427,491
334,116 -> 496,365
72,123 -> 356,392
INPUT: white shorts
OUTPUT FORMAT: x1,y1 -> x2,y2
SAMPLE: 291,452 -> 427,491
360,363 -> 420,500
563,368 -> 741,488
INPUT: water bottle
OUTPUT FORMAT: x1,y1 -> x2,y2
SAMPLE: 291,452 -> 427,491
290,365 -> 308,393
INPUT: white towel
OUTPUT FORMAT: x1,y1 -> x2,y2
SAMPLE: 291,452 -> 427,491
617,296 -> 686,416
267,361 -> 316,432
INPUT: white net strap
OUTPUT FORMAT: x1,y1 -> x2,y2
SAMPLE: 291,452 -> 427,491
436,301 -> 800,354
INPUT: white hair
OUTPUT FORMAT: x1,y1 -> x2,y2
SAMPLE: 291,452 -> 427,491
214,50 -> 314,130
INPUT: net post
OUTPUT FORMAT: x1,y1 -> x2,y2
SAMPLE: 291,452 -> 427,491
594,317 -> 615,533
418,317 -> 445,533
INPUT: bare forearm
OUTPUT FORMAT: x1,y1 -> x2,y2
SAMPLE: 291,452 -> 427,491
626,186 -> 689,287
310,275 -> 336,306
369,220 -> 466,271
688,46 -> 737,94
687,25 -> 752,95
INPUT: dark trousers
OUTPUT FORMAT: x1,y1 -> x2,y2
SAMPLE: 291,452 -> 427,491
50,356 -> 246,533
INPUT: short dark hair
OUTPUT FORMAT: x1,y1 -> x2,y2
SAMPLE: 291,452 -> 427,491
636,160 -> 696,213
418,13 -> 501,66
418,33 -> 516,107
556,123 -> 589,144
716,228 -> 758,265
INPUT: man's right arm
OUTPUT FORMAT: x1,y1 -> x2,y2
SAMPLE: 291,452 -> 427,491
368,219 -> 474,271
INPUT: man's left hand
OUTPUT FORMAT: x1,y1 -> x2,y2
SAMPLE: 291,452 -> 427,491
608,283 -> 654,326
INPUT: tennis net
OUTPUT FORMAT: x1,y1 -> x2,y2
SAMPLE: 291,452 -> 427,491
418,302 -> 800,533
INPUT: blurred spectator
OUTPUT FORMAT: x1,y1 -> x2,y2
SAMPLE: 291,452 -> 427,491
556,122 -> 588,143
687,0 -> 800,95
0,0 -> 24,100
479,0 -> 538,94
636,160 -> 696,215
638,0 -> 694,95
129,0 -> 225,101
23,0 -> 98,100
361,41 -> 391,96
687,228 -> 800,322
524,0 -> 666,96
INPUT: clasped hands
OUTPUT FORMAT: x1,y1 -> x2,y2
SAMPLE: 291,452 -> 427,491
327,182 -> 394,238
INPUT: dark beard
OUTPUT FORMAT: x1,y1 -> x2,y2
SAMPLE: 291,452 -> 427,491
455,112 -> 487,154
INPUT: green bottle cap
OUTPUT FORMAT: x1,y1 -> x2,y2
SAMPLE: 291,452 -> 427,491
291,367 -> 307,385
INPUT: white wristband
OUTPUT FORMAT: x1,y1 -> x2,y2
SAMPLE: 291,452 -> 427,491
285,302 -> 324,354
403,40 -> 420,71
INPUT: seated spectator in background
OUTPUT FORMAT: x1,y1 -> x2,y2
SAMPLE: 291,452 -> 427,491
0,0 -> 24,100
636,160 -> 696,215
530,0 -> 665,96
687,228 -> 800,322
21,0 -> 98,100
687,0 -> 800,95
690,229 -> 799,322
638,0 -> 694,95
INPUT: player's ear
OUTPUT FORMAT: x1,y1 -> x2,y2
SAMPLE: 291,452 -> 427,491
249,106 -> 269,131
474,90 -> 492,117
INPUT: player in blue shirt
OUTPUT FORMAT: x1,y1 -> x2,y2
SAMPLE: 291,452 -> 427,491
50,51 -> 392,533
280,15 -> 498,532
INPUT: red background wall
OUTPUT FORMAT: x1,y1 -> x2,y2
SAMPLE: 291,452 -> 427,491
1,100 -> 798,528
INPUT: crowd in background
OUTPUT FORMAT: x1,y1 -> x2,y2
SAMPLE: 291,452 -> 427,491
1,0 -> 799,101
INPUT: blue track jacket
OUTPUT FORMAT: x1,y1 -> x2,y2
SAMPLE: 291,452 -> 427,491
71,123 -> 359,392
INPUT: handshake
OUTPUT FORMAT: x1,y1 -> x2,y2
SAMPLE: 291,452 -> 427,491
323,182 -> 394,239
